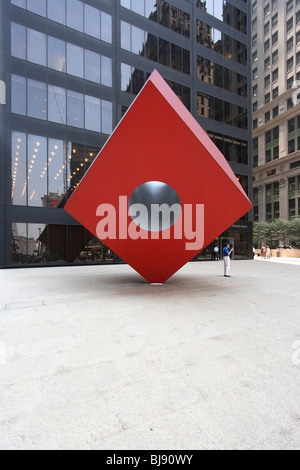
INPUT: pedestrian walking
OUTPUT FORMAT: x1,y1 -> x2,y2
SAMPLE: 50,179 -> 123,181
223,243 -> 233,277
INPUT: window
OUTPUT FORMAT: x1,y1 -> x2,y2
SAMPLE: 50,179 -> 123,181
288,139 -> 295,154
272,69 -> 278,83
289,198 -> 296,217
264,21 -> 270,36
287,77 -> 294,89
85,96 -> 101,132
102,100 -> 113,135
48,37 -> 66,73
272,31 -> 278,46
101,12 -> 112,43
265,111 -> 271,122
287,56 -> 294,72
48,85 -> 66,124
273,145 -> 279,159
274,201 -> 280,219
252,34 -> 257,47
266,203 -> 272,220
27,79 -> 47,120
265,75 -> 271,88
253,84 -> 258,97
85,50 -> 101,84
272,13 -> 278,28
252,50 -> 258,63
11,75 -> 26,115
48,0 -> 66,24
265,92 -> 271,104
66,0 -> 83,32
273,106 -> 279,118
84,4 -> 100,39
253,101 -> 258,112
27,29 -> 46,66
101,56 -> 112,87
253,67 -> 258,80
11,23 -> 26,60
27,0 -> 46,16
265,56 -> 271,70
287,17 -> 293,33
288,118 -> 295,133
273,87 -> 279,99
67,44 -> 84,78
67,90 -> 84,128
272,50 -> 278,64
286,0 -> 293,14
264,4 -> 270,18
287,37 -> 294,53
264,39 -> 270,53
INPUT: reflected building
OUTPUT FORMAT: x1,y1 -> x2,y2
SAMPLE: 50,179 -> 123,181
1,0 -> 252,268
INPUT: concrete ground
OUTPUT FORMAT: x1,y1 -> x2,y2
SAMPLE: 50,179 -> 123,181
0,259 -> 299,450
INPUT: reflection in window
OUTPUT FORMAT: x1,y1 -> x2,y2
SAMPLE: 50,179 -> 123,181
48,37 -> 66,73
66,0 -> 83,32
11,133 -> 103,210
102,101 -> 113,135
101,56 -> 112,87
67,90 -> 84,128
11,0 -> 112,43
48,85 -> 66,124
47,0 -> 66,24
12,23 -> 112,87
48,139 -> 70,206
11,75 -> 26,115
11,132 -> 27,206
85,50 -> 101,84
85,96 -> 101,133
12,223 -> 28,264
84,3 -> 100,39
11,23 -> 26,60
27,0 -> 46,16
131,26 -> 145,55
120,21 -> 190,74
27,135 -> 47,207
28,79 -> 47,120
101,12 -> 112,44
27,28 -> 46,66
67,43 -> 84,78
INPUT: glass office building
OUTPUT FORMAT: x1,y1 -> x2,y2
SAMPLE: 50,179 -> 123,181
0,0 -> 252,267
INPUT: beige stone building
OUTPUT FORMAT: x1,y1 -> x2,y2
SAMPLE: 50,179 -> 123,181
252,0 -> 300,229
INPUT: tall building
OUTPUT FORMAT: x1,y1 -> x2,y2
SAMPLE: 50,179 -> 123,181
0,0 -> 252,268
252,0 -> 300,230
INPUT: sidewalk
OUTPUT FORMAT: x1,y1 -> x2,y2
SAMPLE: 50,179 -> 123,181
0,260 -> 299,450
255,256 -> 300,266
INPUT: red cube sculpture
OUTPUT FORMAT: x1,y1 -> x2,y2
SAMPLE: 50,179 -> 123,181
65,70 -> 252,283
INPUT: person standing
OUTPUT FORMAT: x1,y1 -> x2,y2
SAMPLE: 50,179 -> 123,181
214,245 -> 219,261
223,243 -> 233,277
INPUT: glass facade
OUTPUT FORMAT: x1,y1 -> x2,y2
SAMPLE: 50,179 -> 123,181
0,0 -> 252,268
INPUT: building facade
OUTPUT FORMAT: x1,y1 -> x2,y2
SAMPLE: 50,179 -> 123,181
0,0 -> 252,268
252,0 -> 300,229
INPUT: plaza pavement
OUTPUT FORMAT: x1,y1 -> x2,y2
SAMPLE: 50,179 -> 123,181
0,259 -> 299,450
